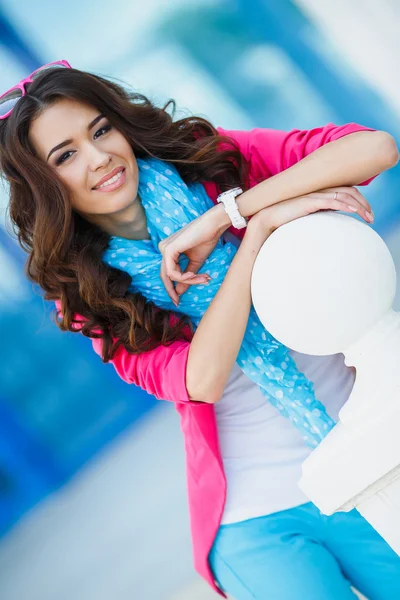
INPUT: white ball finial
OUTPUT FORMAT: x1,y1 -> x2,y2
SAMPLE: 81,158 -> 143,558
254,211 -> 400,556
251,212 -> 397,355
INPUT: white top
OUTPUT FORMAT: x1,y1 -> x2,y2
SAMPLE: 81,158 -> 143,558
215,231 -> 356,524
214,351 -> 356,524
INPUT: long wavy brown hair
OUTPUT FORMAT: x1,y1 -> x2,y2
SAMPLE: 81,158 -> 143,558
0,66 -> 251,361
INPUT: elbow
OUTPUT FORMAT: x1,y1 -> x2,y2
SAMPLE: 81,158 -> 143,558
187,384 -> 222,405
186,350 -> 226,404
186,371 -> 223,404
374,131 -> 399,169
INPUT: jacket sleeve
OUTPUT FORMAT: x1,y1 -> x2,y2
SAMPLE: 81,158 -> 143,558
91,336 -> 193,404
218,122 -> 377,185
54,300 -> 195,404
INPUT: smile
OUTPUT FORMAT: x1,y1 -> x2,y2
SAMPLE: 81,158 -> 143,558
93,167 -> 126,192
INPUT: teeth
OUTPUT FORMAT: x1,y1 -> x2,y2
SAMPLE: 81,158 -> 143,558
96,170 -> 123,189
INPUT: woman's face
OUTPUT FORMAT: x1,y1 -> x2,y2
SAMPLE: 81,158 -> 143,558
29,98 -> 139,219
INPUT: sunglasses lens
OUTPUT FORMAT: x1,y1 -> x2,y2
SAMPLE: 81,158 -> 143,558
31,62 -> 69,81
0,88 -> 23,117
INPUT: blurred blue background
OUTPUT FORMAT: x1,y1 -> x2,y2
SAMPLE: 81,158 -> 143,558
0,1 -> 400,598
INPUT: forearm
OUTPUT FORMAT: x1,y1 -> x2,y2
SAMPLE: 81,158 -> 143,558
212,130 -> 399,230
186,223 -> 266,403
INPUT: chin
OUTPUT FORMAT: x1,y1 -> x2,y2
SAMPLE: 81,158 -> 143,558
110,191 -> 138,214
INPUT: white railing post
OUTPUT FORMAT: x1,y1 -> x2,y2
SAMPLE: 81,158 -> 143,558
251,211 -> 400,554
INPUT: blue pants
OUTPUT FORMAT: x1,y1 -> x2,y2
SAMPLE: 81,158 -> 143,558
209,502 -> 400,599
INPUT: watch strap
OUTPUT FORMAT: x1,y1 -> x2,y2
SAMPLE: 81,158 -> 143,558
217,187 -> 247,229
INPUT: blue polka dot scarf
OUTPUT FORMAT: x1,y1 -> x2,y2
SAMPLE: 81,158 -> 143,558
103,157 -> 336,447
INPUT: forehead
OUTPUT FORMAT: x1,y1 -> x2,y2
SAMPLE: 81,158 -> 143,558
29,99 -> 100,158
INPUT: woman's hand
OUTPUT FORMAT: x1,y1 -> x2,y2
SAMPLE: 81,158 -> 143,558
293,186 -> 374,222
247,187 -> 374,240
159,186 -> 373,304
158,204 -> 229,305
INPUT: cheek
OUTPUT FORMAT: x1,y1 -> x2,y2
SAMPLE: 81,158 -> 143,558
58,173 -> 90,213
131,157 -> 138,179
120,138 -> 136,163
61,164 -> 88,195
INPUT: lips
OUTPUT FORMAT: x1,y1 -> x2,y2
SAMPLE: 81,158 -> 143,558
93,166 -> 125,189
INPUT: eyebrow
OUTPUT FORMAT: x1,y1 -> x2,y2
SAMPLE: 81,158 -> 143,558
46,114 -> 105,161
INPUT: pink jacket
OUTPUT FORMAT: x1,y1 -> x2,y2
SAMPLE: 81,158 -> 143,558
85,123 -> 374,596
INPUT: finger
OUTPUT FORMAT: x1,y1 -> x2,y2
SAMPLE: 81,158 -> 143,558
176,261 -> 210,296
322,187 -> 372,214
171,276 -> 211,299
341,187 -> 372,213
175,281 -> 190,296
345,190 -> 374,222
164,249 -> 212,284
160,258 -> 180,306
298,189 -> 372,222
181,271 -> 199,281
177,274 -> 211,289
319,186 -> 371,209
316,196 -> 374,222
333,189 -> 373,221
327,191 -> 373,222
163,247 -> 186,283
165,268 -> 211,285
177,260 -> 201,296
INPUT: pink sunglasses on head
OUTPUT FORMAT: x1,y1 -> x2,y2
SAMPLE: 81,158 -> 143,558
0,59 -> 72,120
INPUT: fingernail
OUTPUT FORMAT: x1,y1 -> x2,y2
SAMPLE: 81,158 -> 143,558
347,206 -> 358,212
366,211 -> 374,222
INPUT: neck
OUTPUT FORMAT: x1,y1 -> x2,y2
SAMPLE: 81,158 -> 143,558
88,193 -> 150,240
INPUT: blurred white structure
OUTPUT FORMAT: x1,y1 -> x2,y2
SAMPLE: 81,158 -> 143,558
295,0 -> 400,115
252,212 -> 400,555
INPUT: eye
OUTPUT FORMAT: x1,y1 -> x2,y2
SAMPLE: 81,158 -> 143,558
94,124 -> 112,140
54,124 -> 112,166
56,150 -> 74,165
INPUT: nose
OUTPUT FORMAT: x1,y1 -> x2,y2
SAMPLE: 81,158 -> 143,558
87,144 -> 111,172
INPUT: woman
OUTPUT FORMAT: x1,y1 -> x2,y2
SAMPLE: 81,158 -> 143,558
1,61 -> 399,600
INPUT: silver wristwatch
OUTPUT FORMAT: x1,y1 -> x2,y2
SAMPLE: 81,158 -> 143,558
217,186 -> 247,229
